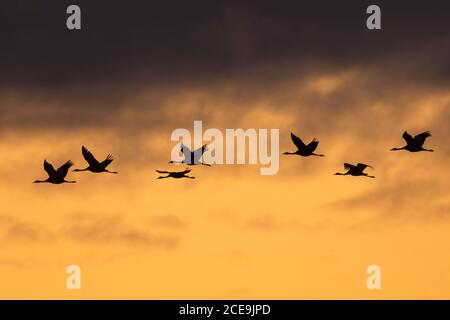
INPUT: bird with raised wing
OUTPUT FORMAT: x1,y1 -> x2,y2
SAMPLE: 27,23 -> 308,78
391,131 -> 434,152
335,163 -> 375,178
283,132 -> 324,157
169,144 -> 211,166
156,168 -> 195,179
73,146 -> 118,174
33,160 -> 76,184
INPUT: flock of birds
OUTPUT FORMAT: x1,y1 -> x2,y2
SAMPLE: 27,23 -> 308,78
33,130 -> 434,183
33,146 -> 118,184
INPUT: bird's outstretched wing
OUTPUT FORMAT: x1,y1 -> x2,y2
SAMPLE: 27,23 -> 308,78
56,160 -> 74,178
306,138 -> 319,152
402,131 -> 414,144
414,131 -> 431,146
193,144 -> 208,163
44,160 -> 57,178
290,133 -> 306,150
156,170 -> 170,174
180,144 -> 192,162
82,146 -> 100,166
357,163 -> 373,171
195,144 -> 208,155
101,154 -> 114,168
343,163 -> 355,171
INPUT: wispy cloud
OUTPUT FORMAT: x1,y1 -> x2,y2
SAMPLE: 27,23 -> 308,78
331,177 -> 450,221
63,214 -> 180,247
149,214 -> 186,229
0,215 -> 54,242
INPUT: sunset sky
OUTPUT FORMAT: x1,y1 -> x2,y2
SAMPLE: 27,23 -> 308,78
0,0 -> 449,299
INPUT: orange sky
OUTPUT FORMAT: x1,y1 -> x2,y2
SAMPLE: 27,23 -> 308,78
0,68 -> 449,299
1,1 -> 450,300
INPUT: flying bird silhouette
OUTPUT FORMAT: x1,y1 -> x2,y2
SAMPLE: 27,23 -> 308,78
169,144 -> 211,166
335,163 -> 375,178
156,168 -> 195,179
391,131 -> 434,152
73,146 -> 118,174
283,133 -> 324,157
33,160 -> 76,184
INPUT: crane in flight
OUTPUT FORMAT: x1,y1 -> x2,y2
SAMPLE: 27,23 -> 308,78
169,144 -> 211,166
33,160 -> 76,184
73,146 -> 118,174
335,163 -> 375,178
156,168 -> 195,179
283,132 -> 324,157
391,131 -> 434,152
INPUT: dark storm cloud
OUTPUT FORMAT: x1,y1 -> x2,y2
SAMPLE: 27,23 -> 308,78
1,0 -> 450,88
1,0 -> 450,134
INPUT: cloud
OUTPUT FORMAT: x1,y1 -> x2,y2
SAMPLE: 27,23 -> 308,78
0,0 -> 448,224
2,1 -> 450,134
63,214 -> 180,247
0,215 -> 54,242
2,1 -> 450,87
149,214 -> 186,229
0,213 -> 182,247
331,177 -> 450,220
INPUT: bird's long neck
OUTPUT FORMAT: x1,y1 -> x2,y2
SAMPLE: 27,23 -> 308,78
283,152 -> 296,155
73,168 -> 89,172
64,180 -> 77,183
391,147 -> 405,151
33,180 -> 47,183
421,148 -> 434,152
334,172 -> 346,176
105,170 -> 118,174
312,153 -> 324,157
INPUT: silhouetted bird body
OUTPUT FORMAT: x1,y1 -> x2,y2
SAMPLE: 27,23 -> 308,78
34,160 -> 76,184
156,169 -> 195,179
335,163 -> 375,178
283,133 -> 324,157
391,131 -> 433,152
74,146 -> 118,174
169,144 -> 210,166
